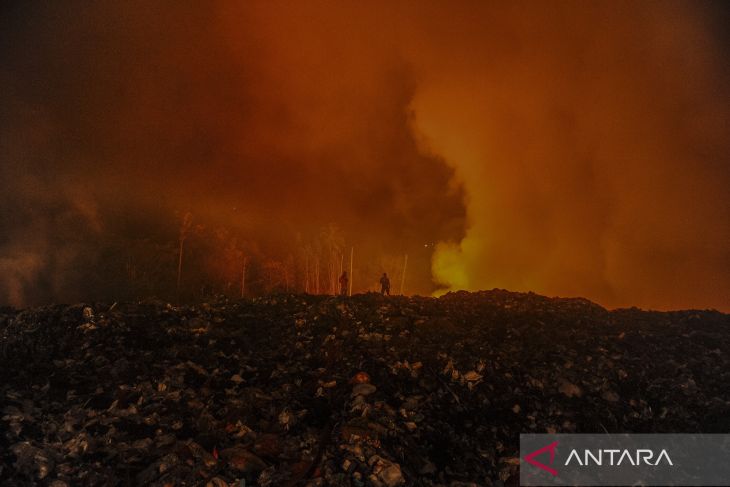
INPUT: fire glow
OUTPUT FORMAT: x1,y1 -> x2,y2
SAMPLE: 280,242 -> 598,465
0,2 -> 728,309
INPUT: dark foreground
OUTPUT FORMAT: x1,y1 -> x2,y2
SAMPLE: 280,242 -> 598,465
1,291 -> 729,486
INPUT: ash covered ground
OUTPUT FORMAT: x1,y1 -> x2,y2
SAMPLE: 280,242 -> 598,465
1,291 -> 729,486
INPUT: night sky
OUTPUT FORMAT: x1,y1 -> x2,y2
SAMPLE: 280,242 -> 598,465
1,1 -> 728,310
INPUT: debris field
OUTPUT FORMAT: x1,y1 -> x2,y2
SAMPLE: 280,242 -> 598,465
1,290 -> 728,486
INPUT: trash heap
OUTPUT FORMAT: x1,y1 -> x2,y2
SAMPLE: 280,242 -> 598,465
1,290 -> 728,486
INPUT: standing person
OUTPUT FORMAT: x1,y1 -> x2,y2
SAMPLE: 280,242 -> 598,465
339,271 -> 349,296
379,273 -> 390,296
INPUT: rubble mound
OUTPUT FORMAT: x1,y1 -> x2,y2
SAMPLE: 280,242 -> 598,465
1,290 -> 728,486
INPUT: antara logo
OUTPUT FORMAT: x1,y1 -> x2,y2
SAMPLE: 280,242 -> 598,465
565,449 -> 673,466
523,441 -> 674,476
524,441 -> 559,476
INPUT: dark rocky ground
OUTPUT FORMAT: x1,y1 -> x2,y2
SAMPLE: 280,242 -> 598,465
1,290 -> 728,486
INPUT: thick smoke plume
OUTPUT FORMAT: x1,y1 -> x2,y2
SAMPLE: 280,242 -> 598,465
1,1 -> 728,310
405,2 -> 730,310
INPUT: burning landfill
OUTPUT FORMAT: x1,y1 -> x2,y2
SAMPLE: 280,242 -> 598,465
1,290 -> 729,486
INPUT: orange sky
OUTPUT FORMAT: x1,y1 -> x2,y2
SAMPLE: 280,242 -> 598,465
1,1 -> 728,310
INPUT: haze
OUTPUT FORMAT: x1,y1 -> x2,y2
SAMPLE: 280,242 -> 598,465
1,1 -> 728,310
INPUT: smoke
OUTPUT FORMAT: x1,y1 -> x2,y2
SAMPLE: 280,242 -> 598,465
1,1 -> 728,309
0,1 -> 465,304
404,2 -> 730,310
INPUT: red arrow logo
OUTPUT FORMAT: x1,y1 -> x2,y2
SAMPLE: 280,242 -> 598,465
524,440 -> 559,476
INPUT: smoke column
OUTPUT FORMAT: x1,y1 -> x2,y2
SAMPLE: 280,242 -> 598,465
0,1 -> 728,310
404,2 -> 730,310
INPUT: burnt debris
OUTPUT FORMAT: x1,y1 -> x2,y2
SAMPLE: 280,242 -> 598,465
1,290 -> 728,486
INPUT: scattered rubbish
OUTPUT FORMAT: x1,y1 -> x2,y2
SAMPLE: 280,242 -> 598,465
1,290 -> 728,485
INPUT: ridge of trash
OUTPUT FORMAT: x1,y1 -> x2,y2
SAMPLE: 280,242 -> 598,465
1,289 -> 728,486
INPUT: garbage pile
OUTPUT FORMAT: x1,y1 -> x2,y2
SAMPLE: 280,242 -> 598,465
1,290 -> 728,486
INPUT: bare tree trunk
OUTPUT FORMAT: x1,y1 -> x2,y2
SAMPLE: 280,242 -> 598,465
176,237 -> 185,300
315,256 -> 320,294
305,254 -> 310,293
400,253 -> 408,295
240,256 -> 247,298
348,246 -> 354,296
176,212 -> 193,302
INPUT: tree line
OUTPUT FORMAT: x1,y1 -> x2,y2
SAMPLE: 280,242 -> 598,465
93,212 -> 409,302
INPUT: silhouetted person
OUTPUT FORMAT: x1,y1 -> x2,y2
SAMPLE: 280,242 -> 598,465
339,271 -> 349,296
380,273 -> 390,296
